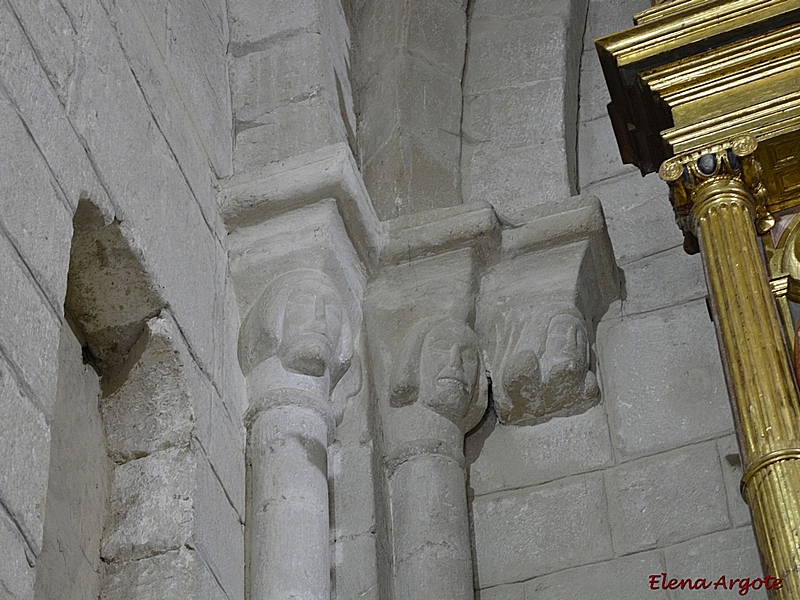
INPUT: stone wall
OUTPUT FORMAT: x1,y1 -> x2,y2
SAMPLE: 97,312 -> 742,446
464,0 -> 767,598
0,0 -> 770,598
0,0 -> 243,598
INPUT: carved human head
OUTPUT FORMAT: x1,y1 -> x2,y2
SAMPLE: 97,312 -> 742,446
238,269 -> 353,385
391,318 -> 486,426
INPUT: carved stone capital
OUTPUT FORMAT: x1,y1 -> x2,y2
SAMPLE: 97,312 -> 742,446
659,135 -> 773,253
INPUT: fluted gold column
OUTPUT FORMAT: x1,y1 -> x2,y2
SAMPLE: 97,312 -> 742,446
662,139 -> 800,598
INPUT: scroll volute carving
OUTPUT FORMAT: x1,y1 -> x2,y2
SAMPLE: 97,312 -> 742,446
491,306 -> 599,426
390,318 -> 488,432
238,269 -> 354,389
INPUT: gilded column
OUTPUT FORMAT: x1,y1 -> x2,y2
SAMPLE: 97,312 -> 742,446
661,138 -> 800,598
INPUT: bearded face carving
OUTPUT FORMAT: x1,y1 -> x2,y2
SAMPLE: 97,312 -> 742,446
493,308 -> 599,425
391,318 -> 487,430
238,270 -> 353,389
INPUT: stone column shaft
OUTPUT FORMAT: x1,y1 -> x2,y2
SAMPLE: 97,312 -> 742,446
693,178 -> 800,598
247,404 -> 330,600
389,449 -> 473,600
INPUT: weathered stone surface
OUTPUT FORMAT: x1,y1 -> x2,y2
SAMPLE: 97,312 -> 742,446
166,0 -> 232,177
406,0 -> 466,78
578,49 -> 611,124
5,0 -> 76,104
718,436 -> 751,527
102,447 -> 195,563
0,357 -> 50,554
101,317 -> 194,462
525,551 -> 667,599
465,141 -> 583,224
100,0 -> 229,227
472,473 -> 612,586
579,116 -> 639,188
64,0 -> 221,373
0,91 -> 73,307
231,32 -> 335,124
465,15 -> 570,94
584,172 -> 682,265
605,442 -> 730,555
0,231 -> 60,417
229,0 -> 318,47
0,516 -> 35,600
332,443 -> 376,538
196,554 -> 229,600
464,80 -> 566,150
234,94 -> 346,173
664,528 -> 767,599
102,547 -> 194,600
598,300 -> 732,460
620,246 -> 707,316
478,583 -> 525,600
0,1 -> 112,216
35,324 -> 109,600
467,405 -> 612,496
334,533 -> 380,600
193,453 -> 244,600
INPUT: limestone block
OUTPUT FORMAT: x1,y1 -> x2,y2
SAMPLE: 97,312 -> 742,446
222,281 -> 248,417
363,135 -> 461,220
0,358 -> 50,553
0,516 -> 35,600
524,551 -> 667,599
466,141 -> 581,224
204,393 -> 246,517
352,0 -> 405,85
406,0 -> 466,78
193,454 -> 244,600
35,324 -> 108,600
196,555 -> 229,600
579,116 -> 639,188
234,94 -> 346,172
472,473 -> 612,586
231,33 -> 334,123
64,0 -> 222,372
0,92 -> 72,308
334,533 -> 380,600
0,1 -> 112,215
166,0 -> 233,176
102,447 -> 195,563
478,583 -> 525,600
465,15 -> 568,94
605,442 -> 730,555
100,0 -> 229,223
0,232 -> 60,416
620,246 -> 707,316
578,49 -> 611,125
718,436 -> 751,527
101,319 -> 193,462
357,60 -> 401,165
598,300 -> 732,460
664,528 -> 767,599
5,0 -> 76,104
584,172 -> 681,264
467,405 -> 612,496
464,81 -> 566,150
102,547 -> 194,600
229,0 -> 318,47
332,443 -> 376,538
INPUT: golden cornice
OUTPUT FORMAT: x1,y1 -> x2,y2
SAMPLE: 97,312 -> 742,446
595,0 -> 800,177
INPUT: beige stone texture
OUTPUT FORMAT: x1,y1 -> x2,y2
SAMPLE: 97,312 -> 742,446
599,300 -> 732,460
605,442 -> 730,555
472,473 -> 612,587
